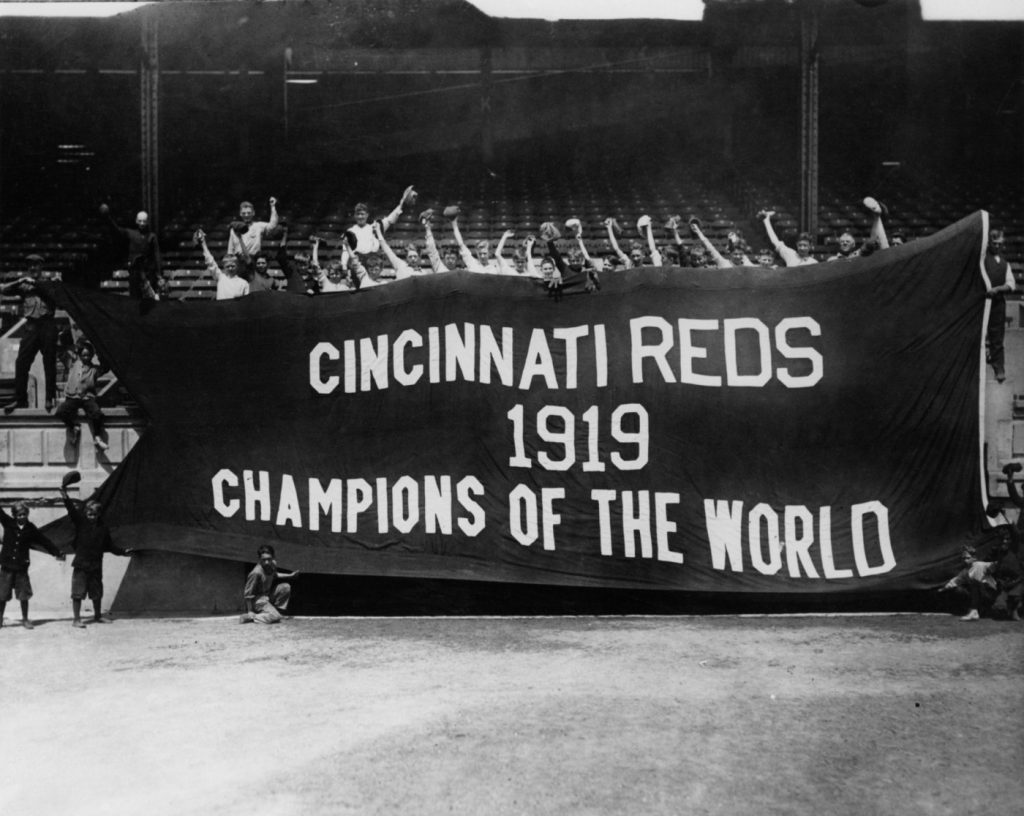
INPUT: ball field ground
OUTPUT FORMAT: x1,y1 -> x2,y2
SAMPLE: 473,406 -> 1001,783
0,613 -> 1021,816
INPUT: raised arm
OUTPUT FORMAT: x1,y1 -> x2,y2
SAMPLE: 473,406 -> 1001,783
759,211 -> 799,267
380,185 -> 416,232
689,218 -> 732,268
450,215 -> 486,274
311,234 -> 322,270
639,217 -> 663,267
99,203 -> 128,239
266,196 -> 279,234
604,218 -> 631,267
495,230 -> 515,275
372,221 -> 412,280
418,212 -> 449,274
523,235 -> 542,279
196,230 -> 222,281
59,486 -> 85,526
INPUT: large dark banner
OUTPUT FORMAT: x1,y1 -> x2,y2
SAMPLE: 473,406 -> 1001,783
54,212 -> 994,594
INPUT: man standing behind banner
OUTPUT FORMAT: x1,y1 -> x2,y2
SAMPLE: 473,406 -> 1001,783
241,544 -> 299,624
1,255 -> 58,414
99,203 -> 161,300
985,228 -> 1015,383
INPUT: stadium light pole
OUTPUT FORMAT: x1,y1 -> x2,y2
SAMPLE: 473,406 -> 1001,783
799,0 -> 820,243
140,13 -> 159,229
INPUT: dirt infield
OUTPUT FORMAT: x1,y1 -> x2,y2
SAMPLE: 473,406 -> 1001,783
0,614 -> 1021,816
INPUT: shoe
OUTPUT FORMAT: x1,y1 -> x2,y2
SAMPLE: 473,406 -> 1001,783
72,620 -> 87,628
68,426 -> 81,446
94,616 -> 112,624
95,438 -> 109,452
21,619 -> 34,629
3,401 -> 20,415
863,197 -> 888,217
995,366 -> 1006,383
45,399 -> 54,412
960,609 -> 980,621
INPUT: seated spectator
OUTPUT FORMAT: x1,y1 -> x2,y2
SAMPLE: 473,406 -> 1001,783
240,544 -> 299,625
274,226 -> 319,296
314,234 -> 380,292
247,253 -> 279,293
827,231 -> 862,262
226,196 -> 278,260
196,229 -> 249,300
346,186 -> 416,260
759,211 -> 817,267
755,248 -> 778,269
446,207 -> 505,274
373,222 -> 436,280
689,217 -> 752,268
55,340 -> 109,452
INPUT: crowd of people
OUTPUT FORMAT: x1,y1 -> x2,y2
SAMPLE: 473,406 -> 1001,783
0,184 -> 1020,625
84,186 -> 950,306
0,474 -> 294,628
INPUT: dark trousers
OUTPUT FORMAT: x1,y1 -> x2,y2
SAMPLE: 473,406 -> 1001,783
56,396 -> 105,439
988,295 -> 1007,377
13,317 -> 58,404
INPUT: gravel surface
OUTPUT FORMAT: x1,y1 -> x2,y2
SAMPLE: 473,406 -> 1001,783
1,614 -> 1021,816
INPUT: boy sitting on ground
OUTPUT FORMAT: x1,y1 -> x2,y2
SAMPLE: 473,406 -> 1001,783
241,544 -> 299,624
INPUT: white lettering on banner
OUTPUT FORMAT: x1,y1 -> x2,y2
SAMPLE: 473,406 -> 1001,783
508,486 -> 564,550
244,470 -> 272,522
703,499 -> 896,579
629,316 -> 823,388
724,318 -> 772,388
215,469 -> 487,538
309,342 -> 340,394
309,317 -> 821,393
678,318 -> 721,386
456,476 -> 486,536
275,474 -> 302,528
775,317 -> 824,388
212,469 -> 240,517
393,329 -> 424,387
519,328 -> 558,390
446,323 -> 475,383
507,403 -> 649,472
552,325 -> 590,390
589,489 -> 685,564
308,478 -> 343,533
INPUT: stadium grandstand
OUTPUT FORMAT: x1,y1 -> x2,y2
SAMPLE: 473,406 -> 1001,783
0,0 -> 1021,615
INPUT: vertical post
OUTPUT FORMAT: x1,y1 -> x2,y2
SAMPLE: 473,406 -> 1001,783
283,48 -> 291,142
799,0 -> 819,241
140,14 -> 159,225
480,45 -> 493,164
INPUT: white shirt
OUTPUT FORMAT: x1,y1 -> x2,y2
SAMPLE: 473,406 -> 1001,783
216,274 -> 249,300
227,221 -> 271,258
